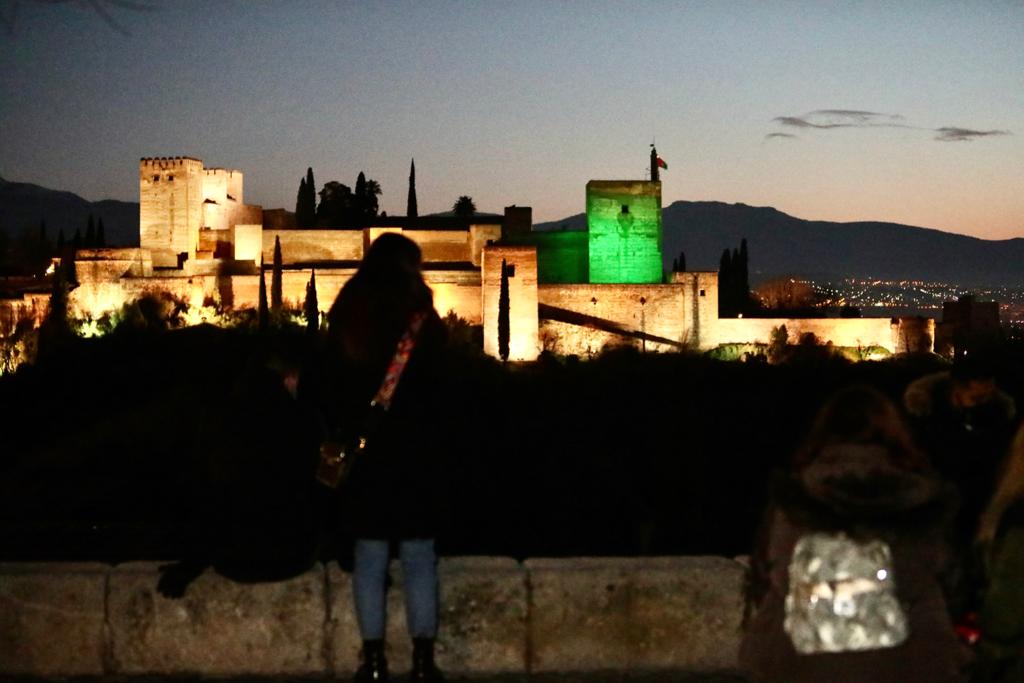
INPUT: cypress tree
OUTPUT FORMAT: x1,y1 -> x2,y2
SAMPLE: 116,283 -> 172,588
258,258 -> 269,331
271,235 -> 283,313
39,257 -> 73,356
407,159 -> 418,219
84,215 -> 95,248
355,172 -> 367,220
97,218 -> 106,247
295,177 -> 307,225
738,238 -> 749,313
305,167 -> 316,226
304,269 -> 319,335
678,250 -> 686,272
498,259 -> 510,362
57,228 -> 65,253
73,228 -> 82,251
719,248 -> 733,316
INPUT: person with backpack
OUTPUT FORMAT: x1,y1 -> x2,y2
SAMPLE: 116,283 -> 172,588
974,423 -> 1024,682
320,233 -> 449,683
740,385 -> 970,682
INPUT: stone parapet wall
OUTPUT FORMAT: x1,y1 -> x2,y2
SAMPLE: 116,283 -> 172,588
0,557 -> 745,677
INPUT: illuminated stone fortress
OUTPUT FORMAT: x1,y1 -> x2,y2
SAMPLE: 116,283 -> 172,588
68,152 -> 933,359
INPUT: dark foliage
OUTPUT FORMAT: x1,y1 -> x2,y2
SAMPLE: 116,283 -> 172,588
6,331 -> 1016,565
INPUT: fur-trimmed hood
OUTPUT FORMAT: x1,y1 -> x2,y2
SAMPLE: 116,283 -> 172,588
775,444 -> 958,533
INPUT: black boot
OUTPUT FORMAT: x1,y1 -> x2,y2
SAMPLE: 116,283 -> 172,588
410,638 -> 445,682
354,639 -> 388,682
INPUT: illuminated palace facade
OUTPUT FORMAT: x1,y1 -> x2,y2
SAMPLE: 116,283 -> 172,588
67,154 -> 934,359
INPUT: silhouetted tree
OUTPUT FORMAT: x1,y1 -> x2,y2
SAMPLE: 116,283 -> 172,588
353,172 -> 381,221
719,248 -> 733,316
296,177 -> 308,225
96,218 -> 106,247
407,159 -> 418,218
498,259 -> 510,361
38,258 -> 73,355
677,250 -> 686,272
85,215 -> 96,248
72,228 -> 82,251
316,181 -> 354,226
57,228 -> 65,253
258,258 -> 269,332
453,195 -> 476,218
304,269 -> 318,334
768,324 -> 789,363
271,236 -> 283,313
295,168 -> 317,228
738,238 -> 749,297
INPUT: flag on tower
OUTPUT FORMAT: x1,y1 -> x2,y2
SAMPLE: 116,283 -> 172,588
657,157 -> 668,170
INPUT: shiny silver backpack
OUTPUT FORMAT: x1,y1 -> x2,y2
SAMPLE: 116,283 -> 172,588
784,531 -> 909,654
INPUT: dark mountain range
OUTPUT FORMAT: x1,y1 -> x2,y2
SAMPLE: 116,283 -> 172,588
0,176 -> 139,246
536,201 -> 1024,287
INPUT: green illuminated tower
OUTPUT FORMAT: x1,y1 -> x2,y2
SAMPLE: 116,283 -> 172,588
586,179 -> 663,283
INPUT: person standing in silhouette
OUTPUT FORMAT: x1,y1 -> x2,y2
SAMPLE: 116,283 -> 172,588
322,233 -> 448,683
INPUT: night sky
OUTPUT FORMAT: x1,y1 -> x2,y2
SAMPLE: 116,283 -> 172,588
1,1 -> 1021,239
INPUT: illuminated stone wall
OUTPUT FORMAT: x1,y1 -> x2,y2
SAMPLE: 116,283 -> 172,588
139,157 -> 205,268
73,249 -> 153,283
482,246 -> 540,360
0,293 -> 49,336
262,229 -> 482,266
712,316 -> 934,353
586,180 -> 662,284
262,230 -> 365,264
537,283 -> 688,356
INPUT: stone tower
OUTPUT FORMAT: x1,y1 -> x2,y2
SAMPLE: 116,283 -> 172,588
139,157 -> 204,268
586,179 -> 663,284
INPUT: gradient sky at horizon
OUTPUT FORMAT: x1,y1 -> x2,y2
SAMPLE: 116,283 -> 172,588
1,0 -> 1022,240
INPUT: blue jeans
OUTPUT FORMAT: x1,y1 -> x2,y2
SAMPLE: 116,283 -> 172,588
352,538 -> 438,640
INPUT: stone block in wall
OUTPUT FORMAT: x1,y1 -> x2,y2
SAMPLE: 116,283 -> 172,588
106,562 -> 325,675
0,562 -> 107,676
327,557 -> 527,675
525,556 -> 745,673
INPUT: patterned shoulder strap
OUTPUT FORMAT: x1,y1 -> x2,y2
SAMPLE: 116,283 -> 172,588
371,310 -> 428,410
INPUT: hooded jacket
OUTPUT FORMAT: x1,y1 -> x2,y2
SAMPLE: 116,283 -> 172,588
740,444 -> 970,683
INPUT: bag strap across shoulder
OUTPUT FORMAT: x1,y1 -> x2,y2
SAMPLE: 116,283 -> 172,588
371,310 -> 428,411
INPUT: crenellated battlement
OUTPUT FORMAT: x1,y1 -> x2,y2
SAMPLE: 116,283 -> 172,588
139,156 -> 203,169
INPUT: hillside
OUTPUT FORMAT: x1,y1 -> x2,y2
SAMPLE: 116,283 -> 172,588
0,177 -> 139,246
536,201 -> 1024,286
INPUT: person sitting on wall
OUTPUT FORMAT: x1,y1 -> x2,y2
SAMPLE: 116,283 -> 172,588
321,233 -> 450,683
973,422 -> 1024,683
902,354 -> 1017,618
741,385 -> 969,683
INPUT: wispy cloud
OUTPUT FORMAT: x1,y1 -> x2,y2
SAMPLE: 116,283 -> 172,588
765,132 -> 797,140
769,109 -> 1010,143
934,127 -> 1011,142
773,110 -> 911,130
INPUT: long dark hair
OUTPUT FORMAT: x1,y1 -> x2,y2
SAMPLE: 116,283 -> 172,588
326,233 -> 433,365
792,385 -> 930,473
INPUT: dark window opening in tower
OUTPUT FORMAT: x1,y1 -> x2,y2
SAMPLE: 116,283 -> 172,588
152,175 -> 159,182
700,290 -> 706,297
507,265 -> 516,277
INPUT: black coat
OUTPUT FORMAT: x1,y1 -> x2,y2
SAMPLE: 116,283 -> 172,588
317,310 -> 451,540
